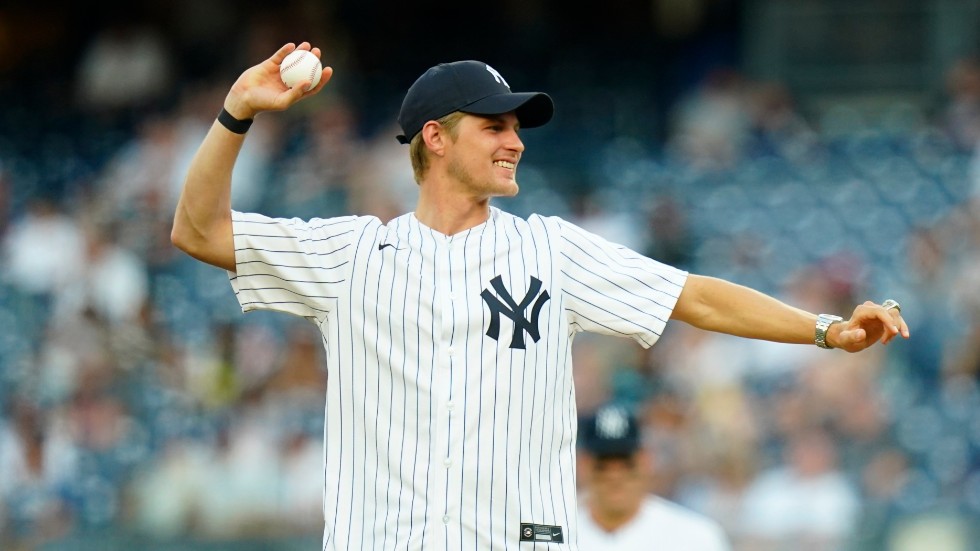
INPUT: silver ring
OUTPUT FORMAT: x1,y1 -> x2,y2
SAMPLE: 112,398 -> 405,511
881,299 -> 901,313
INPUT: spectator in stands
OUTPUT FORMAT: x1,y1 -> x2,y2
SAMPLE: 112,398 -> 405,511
1,197 -> 85,340
947,198 -> 980,380
942,56 -> 980,152
1,197 -> 84,300
892,226 -> 957,389
642,194 -> 694,271
666,68 -> 750,170
74,20 -> 174,115
54,221 -> 149,326
0,399 -> 79,544
738,427 -> 860,551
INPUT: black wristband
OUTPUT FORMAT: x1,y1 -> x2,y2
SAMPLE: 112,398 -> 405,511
217,107 -> 253,134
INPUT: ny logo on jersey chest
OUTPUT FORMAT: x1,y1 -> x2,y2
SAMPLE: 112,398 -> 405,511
480,275 -> 550,350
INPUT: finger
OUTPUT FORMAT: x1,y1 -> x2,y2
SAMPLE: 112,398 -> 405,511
839,327 -> 866,347
885,308 -> 907,344
874,307 -> 900,339
888,313 -> 909,340
311,47 -> 322,59
270,43 -> 297,64
271,80 -> 309,110
887,309 -> 910,339
290,81 -> 311,101
296,41 -> 312,52
309,66 -> 333,94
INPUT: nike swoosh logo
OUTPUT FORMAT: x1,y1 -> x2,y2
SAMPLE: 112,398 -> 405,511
378,243 -> 401,251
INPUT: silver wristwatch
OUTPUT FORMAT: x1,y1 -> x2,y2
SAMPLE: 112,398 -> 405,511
815,314 -> 844,349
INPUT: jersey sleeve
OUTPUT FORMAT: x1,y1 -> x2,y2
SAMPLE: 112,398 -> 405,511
553,216 -> 688,348
228,210 -> 368,320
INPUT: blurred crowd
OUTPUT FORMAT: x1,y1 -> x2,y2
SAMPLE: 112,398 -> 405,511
2,12 -> 980,551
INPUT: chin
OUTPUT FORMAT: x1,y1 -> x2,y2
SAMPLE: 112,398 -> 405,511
494,179 -> 519,197
499,183 -> 519,197
474,176 -> 519,199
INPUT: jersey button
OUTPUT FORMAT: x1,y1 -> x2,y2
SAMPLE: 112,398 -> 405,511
446,401 -> 455,411
444,457 -> 452,468
447,347 -> 455,356
442,515 -> 450,524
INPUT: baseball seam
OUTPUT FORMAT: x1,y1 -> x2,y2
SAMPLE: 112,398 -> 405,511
280,51 -> 309,74
307,63 -> 318,89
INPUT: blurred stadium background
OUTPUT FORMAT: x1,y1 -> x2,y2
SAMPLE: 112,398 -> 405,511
2,0 -> 980,549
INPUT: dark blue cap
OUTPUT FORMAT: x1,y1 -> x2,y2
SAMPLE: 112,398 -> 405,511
396,60 -> 554,144
580,405 -> 641,458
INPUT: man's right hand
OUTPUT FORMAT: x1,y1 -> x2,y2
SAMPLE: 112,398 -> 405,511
223,42 -> 332,120
173,43 -> 331,272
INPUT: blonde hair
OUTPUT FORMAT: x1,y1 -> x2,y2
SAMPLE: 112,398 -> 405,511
409,111 -> 467,184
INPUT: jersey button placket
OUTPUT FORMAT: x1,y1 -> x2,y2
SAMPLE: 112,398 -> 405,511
436,236 -> 458,544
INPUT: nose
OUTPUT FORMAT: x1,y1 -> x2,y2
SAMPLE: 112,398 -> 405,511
506,128 -> 525,154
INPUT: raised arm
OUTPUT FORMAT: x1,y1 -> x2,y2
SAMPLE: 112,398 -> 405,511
171,42 -> 332,271
671,274 -> 910,352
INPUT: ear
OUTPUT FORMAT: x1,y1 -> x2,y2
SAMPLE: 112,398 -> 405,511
421,121 -> 448,157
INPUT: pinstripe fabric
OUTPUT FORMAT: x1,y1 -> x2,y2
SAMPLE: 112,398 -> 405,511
228,207 -> 688,550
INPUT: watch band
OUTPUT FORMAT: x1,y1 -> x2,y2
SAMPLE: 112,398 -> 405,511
815,314 -> 844,349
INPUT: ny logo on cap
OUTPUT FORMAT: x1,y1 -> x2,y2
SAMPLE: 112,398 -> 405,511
595,407 -> 630,439
486,64 -> 510,89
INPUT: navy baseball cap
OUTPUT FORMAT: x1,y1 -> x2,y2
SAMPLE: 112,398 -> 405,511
580,405 -> 641,458
396,60 -> 554,144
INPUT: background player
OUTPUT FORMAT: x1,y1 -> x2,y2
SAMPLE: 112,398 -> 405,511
170,41 -> 909,549
577,403 -> 732,551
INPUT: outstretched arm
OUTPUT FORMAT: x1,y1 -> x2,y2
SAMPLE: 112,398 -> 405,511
171,42 -> 332,271
670,274 -> 910,352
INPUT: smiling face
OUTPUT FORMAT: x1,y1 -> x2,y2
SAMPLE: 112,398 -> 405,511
442,112 -> 525,199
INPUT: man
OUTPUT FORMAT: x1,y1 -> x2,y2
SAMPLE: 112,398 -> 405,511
578,404 -> 732,550
170,42 -> 909,550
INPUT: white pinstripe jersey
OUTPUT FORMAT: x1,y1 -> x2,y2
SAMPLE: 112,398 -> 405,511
228,206 -> 688,550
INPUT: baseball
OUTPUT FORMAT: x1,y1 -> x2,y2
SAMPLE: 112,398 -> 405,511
280,49 -> 322,91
